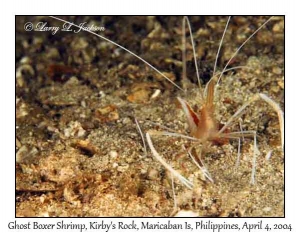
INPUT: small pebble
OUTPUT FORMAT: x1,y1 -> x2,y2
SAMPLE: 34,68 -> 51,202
109,151 -> 118,159
147,168 -> 159,180
95,105 -> 119,122
117,164 -> 129,172
122,117 -> 132,125
272,21 -> 284,33
263,207 -> 272,213
127,89 -> 151,103
272,67 -> 282,75
150,89 -> 161,100
174,210 -> 199,217
81,100 -> 87,108
73,140 -> 99,156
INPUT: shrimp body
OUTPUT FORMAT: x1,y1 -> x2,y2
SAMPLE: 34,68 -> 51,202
193,105 -> 217,141
178,78 -> 220,144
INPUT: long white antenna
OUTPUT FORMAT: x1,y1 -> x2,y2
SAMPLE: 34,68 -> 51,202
213,16 -> 231,76
217,16 -> 273,86
50,16 -> 184,91
182,16 -> 203,96
134,118 -> 148,157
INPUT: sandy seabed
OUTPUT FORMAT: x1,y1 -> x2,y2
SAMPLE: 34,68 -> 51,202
16,16 -> 284,217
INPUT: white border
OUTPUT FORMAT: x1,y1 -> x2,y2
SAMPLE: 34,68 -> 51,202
1,0 -> 298,232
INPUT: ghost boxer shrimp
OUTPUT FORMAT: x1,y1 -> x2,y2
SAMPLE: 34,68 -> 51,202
145,16 -> 284,189
50,16 -> 284,190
